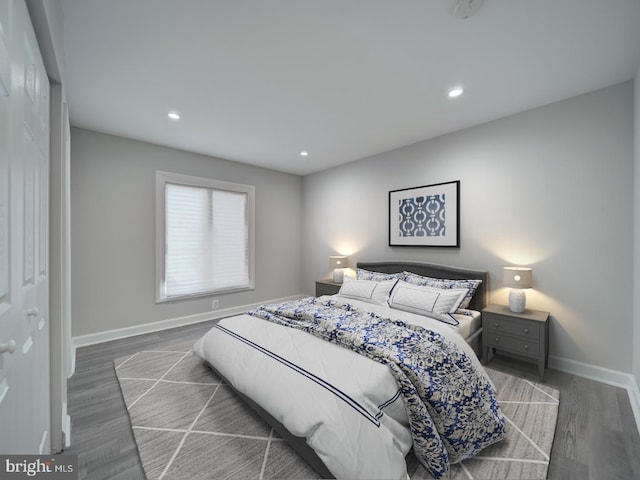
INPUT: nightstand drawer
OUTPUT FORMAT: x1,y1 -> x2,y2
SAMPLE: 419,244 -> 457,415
484,315 -> 540,338
485,332 -> 539,357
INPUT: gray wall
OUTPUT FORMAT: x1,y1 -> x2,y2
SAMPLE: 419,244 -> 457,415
70,128 -> 303,337
634,69 -> 640,389
303,82 -> 634,373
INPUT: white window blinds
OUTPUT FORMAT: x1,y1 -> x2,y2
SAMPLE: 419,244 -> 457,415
156,172 -> 254,301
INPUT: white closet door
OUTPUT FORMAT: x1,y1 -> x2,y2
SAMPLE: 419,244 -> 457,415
0,0 -> 51,454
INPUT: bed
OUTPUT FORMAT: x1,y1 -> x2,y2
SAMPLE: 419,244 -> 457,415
192,261 -> 503,480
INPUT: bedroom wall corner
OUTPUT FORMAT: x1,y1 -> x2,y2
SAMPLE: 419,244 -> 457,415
302,82 -> 634,376
632,65 -> 640,430
70,128 -> 304,338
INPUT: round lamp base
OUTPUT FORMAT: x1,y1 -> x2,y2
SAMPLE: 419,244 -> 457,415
508,288 -> 526,313
333,269 -> 344,284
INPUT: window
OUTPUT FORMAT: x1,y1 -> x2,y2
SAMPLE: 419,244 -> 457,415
156,171 -> 255,302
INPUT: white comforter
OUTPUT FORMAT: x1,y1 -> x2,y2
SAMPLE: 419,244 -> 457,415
192,296 -> 489,480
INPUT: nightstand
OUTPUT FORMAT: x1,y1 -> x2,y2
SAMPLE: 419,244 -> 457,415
315,279 -> 341,296
482,304 -> 550,381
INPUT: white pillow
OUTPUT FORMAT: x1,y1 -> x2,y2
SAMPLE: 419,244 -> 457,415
401,271 -> 481,311
337,277 -> 397,305
388,280 -> 468,322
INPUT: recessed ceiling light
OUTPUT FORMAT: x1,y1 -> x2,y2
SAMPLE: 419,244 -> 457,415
448,87 -> 464,98
300,151 -> 309,157
168,112 -> 181,120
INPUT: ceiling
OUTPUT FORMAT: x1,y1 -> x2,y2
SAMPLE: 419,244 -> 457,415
61,0 -> 640,176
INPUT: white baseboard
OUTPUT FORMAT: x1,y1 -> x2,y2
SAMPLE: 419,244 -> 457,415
62,401 -> 71,448
629,375 -> 640,432
549,355 -> 640,433
69,348 -> 76,378
549,355 -> 632,389
72,294 -> 306,349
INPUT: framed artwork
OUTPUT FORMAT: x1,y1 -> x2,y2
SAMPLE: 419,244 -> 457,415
389,180 -> 460,247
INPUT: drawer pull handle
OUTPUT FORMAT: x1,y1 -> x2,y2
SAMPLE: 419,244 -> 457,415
524,328 -> 529,334
494,323 -> 499,328
495,337 -> 499,342
524,344 -> 529,350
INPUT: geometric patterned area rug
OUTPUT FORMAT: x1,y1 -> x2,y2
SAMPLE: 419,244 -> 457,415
114,341 -> 559,480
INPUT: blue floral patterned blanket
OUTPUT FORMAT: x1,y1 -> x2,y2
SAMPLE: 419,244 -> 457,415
248,297 -> 506,479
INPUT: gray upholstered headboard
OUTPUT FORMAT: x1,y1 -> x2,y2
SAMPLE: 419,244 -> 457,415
357,261 -> 488,312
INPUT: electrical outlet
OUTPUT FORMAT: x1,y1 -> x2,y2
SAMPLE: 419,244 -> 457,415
211,299 -> 219,310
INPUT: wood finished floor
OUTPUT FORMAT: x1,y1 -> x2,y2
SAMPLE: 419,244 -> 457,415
62,321 -> 640,480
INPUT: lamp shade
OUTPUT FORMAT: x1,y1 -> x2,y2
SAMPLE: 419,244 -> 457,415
329,256 -> 348,269
503,267 -> 532,289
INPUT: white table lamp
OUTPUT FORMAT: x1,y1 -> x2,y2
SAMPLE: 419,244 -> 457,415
503,267 -> 533,313
329,256 -> 348,283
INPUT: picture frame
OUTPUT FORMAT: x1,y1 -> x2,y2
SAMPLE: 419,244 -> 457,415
388,180 -> 460,247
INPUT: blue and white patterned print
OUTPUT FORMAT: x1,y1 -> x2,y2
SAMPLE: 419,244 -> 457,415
356,268 -> 402,282
248,297 -> 506,479
398,195 -> 446,237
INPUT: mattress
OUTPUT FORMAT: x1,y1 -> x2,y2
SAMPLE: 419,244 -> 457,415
451,309 -> 482,340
